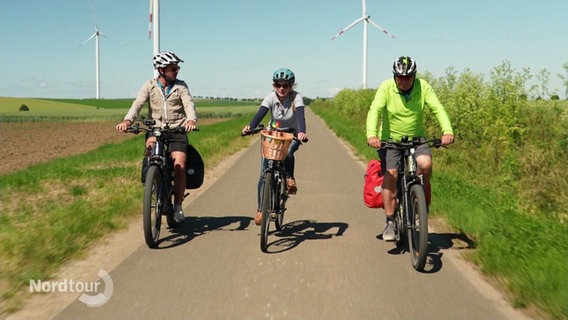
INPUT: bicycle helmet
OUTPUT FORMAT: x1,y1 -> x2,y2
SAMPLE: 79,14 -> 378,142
272,68 -> 295,84
392,56 -> 417,76
153,51 -> 184,69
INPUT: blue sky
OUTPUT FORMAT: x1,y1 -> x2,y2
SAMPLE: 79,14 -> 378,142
2,0 -> 567,99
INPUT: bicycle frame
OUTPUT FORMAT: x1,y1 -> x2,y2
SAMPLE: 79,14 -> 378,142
147,131 -> 175,218
380,136 -> 441,270
261,158 -> 288,219
396,141 -> 425,240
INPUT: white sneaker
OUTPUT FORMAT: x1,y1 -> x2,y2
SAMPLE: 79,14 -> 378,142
382,221 -> 396,241
173,204 -> 185,223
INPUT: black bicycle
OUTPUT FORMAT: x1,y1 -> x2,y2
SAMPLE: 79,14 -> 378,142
128,119 -> 198,248
242,125 -> 306,252
379,136 -> 443,271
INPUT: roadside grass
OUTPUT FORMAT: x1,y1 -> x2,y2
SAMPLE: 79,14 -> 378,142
311,101 -> 568,319
0,114 -> 255,315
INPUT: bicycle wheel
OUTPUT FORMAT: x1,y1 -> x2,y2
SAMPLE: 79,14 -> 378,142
274,176 -> 286,231
407,184 -> 429,271
143,165 -> 162,248
260,172 -> 274,252
165,172 -> 178,229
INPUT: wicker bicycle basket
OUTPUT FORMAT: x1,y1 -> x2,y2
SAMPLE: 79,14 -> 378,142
260,129 -> 294,160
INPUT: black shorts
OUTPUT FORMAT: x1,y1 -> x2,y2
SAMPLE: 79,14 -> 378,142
146,132 -> 188,153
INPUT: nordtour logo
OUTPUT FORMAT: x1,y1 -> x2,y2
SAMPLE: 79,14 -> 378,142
29,269 -> 114,307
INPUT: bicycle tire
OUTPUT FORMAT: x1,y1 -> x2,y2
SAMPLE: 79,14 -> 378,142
165,172 -> 178,229
407,184 -> 429,271
274,176 -> 286,231
260,172 -> 274,252
143,165 -> 162,248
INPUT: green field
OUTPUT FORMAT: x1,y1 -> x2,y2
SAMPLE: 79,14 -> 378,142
0,97 -> 259,122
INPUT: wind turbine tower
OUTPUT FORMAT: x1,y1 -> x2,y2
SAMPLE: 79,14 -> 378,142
149,0 -> 160,77
77,12 -> 117,99
331,0 -> 396,89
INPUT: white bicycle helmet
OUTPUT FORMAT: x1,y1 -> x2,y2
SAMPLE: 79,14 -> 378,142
153,51 -> 184,69
392,56 -> 417,76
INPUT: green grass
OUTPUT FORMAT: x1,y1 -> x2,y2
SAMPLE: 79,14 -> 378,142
0,97 -> 259,122
0,113 -> 255,315
311,100 -> 568,320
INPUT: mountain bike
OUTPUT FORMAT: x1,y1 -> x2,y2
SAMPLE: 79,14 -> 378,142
127,119 -> 198,248
242,125 -> 307,252
379,136 -> 443,271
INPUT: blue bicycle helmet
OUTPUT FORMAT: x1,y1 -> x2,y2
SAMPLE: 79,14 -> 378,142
272,68 -> 295,84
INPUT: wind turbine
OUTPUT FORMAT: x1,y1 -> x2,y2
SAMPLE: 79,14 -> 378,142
76,11 -> 119,99
148,0 -> 160,77
331,0 -> 396,89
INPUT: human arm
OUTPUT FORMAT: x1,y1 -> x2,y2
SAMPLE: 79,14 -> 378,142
179,81 -> 198,131
295,106 -> 307,141
366,81 -> 388,146
116,81 -> 149,132
422,81 -> 454,145
242,106 -> 269,135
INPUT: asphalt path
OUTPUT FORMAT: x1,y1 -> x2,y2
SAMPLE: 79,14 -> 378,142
45,109 -> 529,320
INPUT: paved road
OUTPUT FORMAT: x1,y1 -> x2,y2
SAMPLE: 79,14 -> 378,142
50,109 -> 527,320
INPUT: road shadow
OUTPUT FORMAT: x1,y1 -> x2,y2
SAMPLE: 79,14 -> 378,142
264,219 -> 348,254
380,231 -> 476,273
154,215 -> 253,249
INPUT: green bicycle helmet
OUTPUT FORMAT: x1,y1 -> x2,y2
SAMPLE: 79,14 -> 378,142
392,56 -> 417,76
272,68 -> 295,84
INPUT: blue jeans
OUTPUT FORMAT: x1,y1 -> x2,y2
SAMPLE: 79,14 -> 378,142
256,139 -> 301,210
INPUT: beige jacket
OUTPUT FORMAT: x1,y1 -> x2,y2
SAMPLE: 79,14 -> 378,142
124,78 -> 197,128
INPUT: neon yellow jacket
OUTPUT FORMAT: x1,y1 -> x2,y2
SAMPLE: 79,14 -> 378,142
366,78 -> 453,141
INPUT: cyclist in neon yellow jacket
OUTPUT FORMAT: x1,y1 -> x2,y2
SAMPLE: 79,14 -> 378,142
366,56 -> 454,241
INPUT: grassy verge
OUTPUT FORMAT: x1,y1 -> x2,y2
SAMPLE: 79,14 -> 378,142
311,102 -> 568,319
0,115 -> 255,315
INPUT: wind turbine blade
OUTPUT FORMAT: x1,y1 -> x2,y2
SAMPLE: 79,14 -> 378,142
148,0 -> 153,39
75,32 -> 97,51
368,19 -> 396,39
99,32 -> 123,45
331,16 -> 366,40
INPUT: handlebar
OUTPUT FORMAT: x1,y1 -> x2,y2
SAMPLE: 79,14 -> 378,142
379,137 -> 443,150
241,124 -> 308,143
126,122 -> 199,135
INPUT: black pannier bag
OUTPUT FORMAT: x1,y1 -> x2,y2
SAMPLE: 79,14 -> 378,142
185,144 -> 204,189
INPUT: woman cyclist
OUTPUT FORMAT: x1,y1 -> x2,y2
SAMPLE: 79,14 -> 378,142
242,68 -> 308,225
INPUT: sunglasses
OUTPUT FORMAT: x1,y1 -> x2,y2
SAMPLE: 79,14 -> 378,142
273,83 -> 290,89
166,66 -> 180,72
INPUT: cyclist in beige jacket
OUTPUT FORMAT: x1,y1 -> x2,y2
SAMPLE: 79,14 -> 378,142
116,51 -> 198,223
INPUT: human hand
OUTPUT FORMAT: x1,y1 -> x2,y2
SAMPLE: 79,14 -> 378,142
115,120 -> 131,133
297,132 -> 307,142
242,125 -> 251,135
185,120 -> 197,131
367,136 -> 381,148
441,133 -> 454,146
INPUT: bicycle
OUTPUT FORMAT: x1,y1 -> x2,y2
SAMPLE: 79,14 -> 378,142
127,119 -> 198,248
242,125 -> 306,252
378,136 -> 443,271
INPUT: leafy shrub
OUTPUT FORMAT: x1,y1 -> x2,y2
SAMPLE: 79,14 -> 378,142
18,104 -> 29,111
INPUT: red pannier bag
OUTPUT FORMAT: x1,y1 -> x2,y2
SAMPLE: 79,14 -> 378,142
363,159 -> 384,208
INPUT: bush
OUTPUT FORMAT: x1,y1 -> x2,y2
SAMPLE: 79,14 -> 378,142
18,104 -> 29,111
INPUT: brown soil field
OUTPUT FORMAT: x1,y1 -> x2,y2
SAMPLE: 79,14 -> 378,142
0,120 -> 220,175
0,122 -> 134,175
